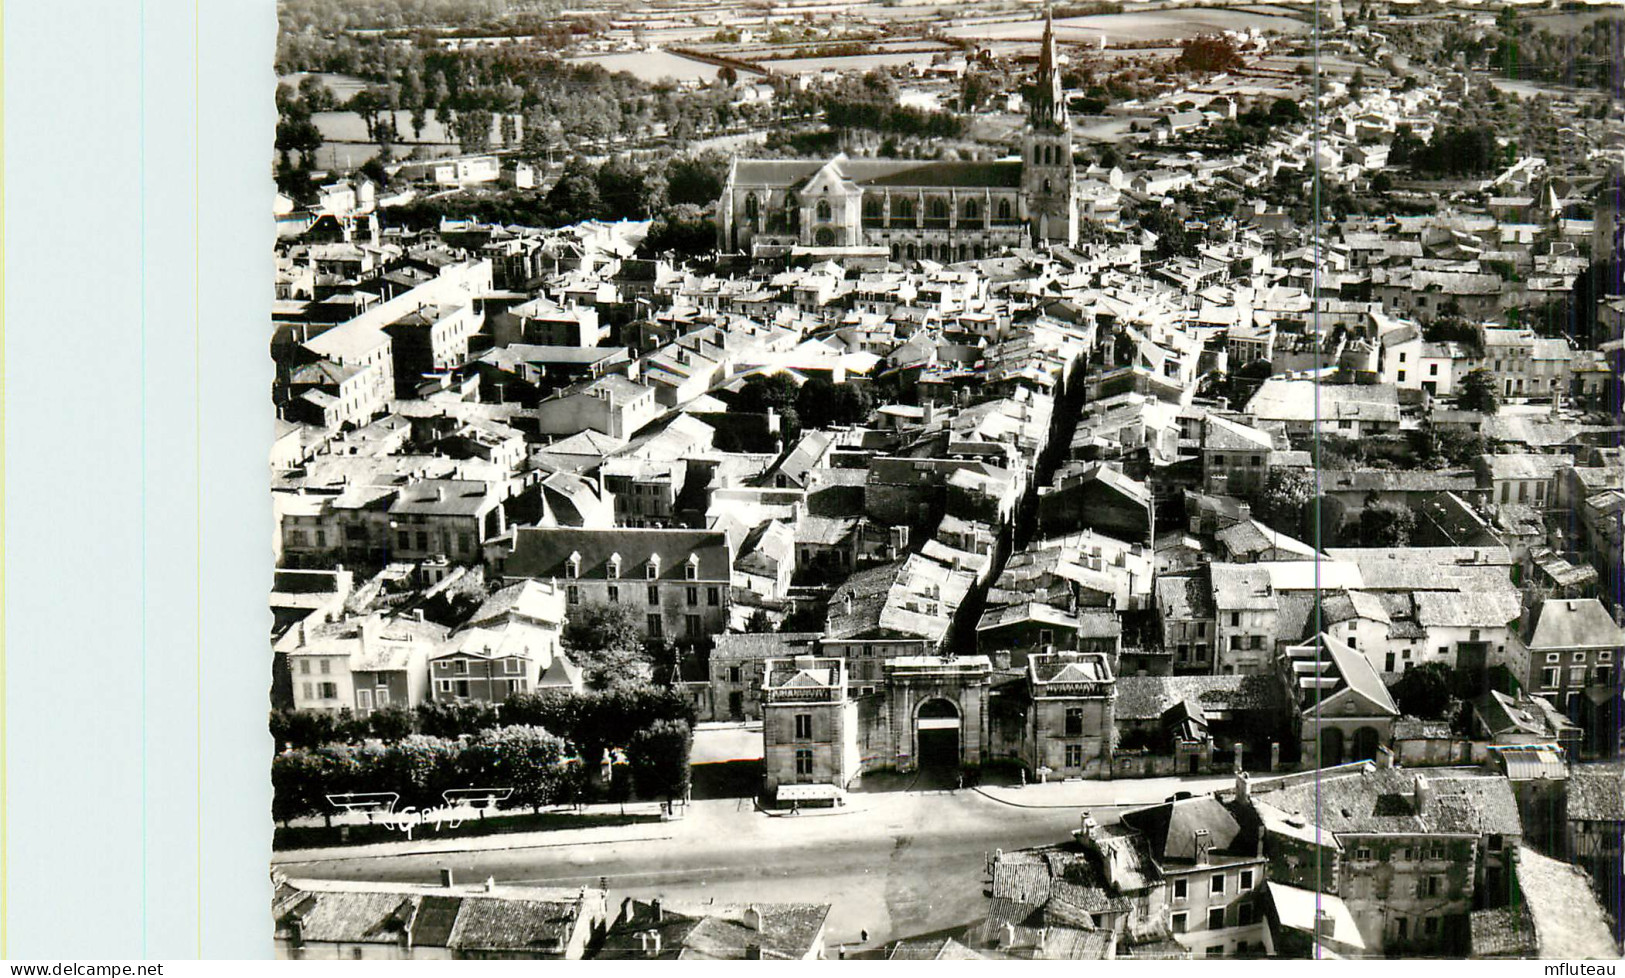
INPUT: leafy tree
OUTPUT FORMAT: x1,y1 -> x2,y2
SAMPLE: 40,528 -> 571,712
271,748 -> 334,825
563,601 -> 654,690
275,117 -> 324,170
735,372 -> 803,441
1176,34 -> 1245,73
642,203 -> 716,258
665,153 -> 729,207
270,708 -> 340,750
745,608 -> 775,633
1358,502 -> 1417,547
795,377 -> 872,429
1457,368 -> 1500,414
597,155 -> 653,220
416,699 -> 498,739
607,760 -> 634,815
1392,661 -> 1456,719
452,108 -> 493,153
542,157 -> 605,226
1257,468 -> 1317,539
563,600 -> 646,656
463,725 -> 569,813
358,156 -> 390,190
628,719 -> 693,806
367,704 -> 415,742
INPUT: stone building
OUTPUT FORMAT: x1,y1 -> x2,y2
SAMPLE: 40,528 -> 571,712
715,8 -> 1077,258
760,656 -> 860,801
1022,651 -> 1117,779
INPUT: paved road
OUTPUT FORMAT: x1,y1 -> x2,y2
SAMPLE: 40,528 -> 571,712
281,770 -> 1246,950
282,786 -> 1089,950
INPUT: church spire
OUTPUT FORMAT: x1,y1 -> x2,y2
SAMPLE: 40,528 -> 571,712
1030,1 -> 1066,130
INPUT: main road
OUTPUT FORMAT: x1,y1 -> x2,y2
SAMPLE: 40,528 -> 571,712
274,769 -> 1240,950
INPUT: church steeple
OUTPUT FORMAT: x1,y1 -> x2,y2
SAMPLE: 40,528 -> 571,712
1030,2 -> 1067,131
1020,0 -> 1076,247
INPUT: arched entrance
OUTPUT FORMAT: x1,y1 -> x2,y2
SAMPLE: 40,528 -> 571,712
1319,726 -> 1345,766
1351,726 -> 1380,762
916,698 -> 961,769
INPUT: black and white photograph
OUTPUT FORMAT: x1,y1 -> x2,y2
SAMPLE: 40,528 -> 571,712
264,0 -> 1625,961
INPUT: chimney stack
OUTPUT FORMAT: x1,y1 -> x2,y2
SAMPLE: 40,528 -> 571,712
745,944 -> 762,960
1413,774 -> 1431,813
1314,908 -> 1336,939
745,906 -> 764,933
651,898 -> 663,923
1193,829 -> 1212,866
1235,770 -> 1251,805
440,868 -> 455,888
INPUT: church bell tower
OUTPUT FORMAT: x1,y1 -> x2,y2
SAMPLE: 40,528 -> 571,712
1022,4 -> 1077,247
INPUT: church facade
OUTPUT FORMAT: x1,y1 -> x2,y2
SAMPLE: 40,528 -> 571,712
716,11 -> 1078,259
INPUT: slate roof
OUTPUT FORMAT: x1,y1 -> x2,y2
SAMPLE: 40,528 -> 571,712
597,899 -> 830,961
1251,768 -> 1523,836
1516,844 -> 1621,959
274,878 -> 595,955
1523,598 -> 1625,651
1567,763 -> 1625,822
1469,905 -> 1538,958
1114,675 -> 1283,721
502,527 -> 731,582
1120,795 -> 1256,866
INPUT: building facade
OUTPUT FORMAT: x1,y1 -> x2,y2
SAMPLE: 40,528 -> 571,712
716,10 -> 1077,257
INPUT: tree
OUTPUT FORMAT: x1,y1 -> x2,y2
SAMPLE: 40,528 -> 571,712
597,155 -> 656,219
542,157 -> 605,226
1257,468 -> 1317,540
563,601 -> 654,690
745,608 -> 775,633
1176,34 -> 1245,73
628,719 -> 693,807
1457,368 -> 1500,414
366,704 -> 415,742
1392,662 -> 1456,719
563,600 -> 646,656
642,204 -> 716,258
452,108 -> 493,153
716,64 -> 739,87
1358,502 -> 1417,547
735,372 -> 802,441
270,708 -> 340,750
465,725 -> 569,813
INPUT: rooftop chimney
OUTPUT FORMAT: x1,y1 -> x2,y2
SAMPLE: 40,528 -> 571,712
744,943 -> 762,960
745,906 -> 764,933
1193,829 -> 1212,866
440,868 -> 455,888
1235,770 -> 1251,805
651,898 -> 663,923
1314,908 -> 1336,939
1413,774 -> 1431,813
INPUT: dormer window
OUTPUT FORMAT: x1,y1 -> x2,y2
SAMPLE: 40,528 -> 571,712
646,555 -> 661,580
608,553 -> 622,579
566,551 -> 582,579
685,554 -> 700,580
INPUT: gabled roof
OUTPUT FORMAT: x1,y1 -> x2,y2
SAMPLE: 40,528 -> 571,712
1523,597 -> 1625,651
1120,796 -> 1251,866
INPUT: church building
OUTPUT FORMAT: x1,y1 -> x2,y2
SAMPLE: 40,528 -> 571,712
716,8 -> 1078,259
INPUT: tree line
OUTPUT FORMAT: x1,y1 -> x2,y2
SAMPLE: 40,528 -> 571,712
272,718 -> 692,825
270,684 -> 697,823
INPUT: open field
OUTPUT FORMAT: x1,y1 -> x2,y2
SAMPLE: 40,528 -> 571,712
568,49 -> 724,83
944,7 -> 1312,43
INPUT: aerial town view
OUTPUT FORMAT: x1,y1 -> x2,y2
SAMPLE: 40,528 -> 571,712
268,0 -> 1624,960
